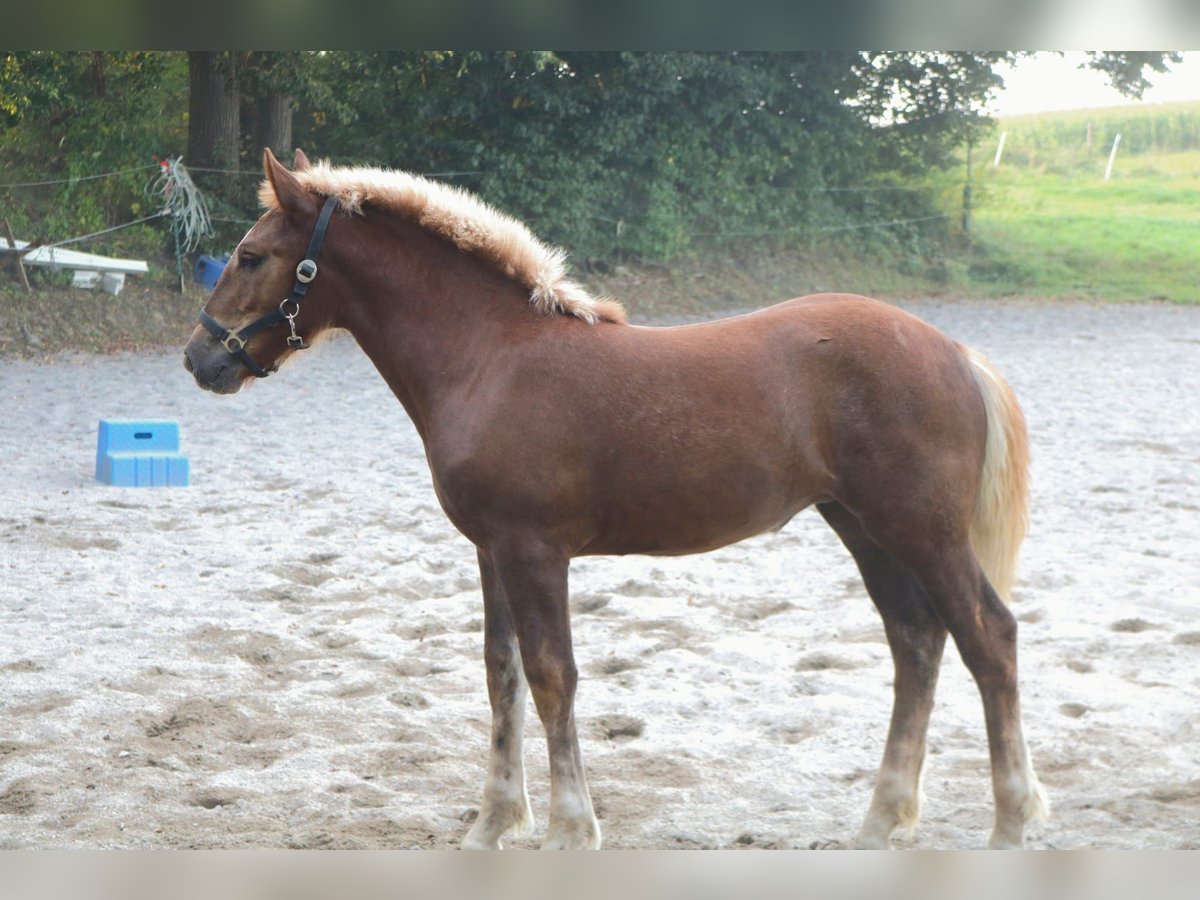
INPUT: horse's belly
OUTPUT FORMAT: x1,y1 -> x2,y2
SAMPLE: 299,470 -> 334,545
579,486 -> 820,557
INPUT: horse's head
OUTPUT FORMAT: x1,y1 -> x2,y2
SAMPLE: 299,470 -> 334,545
183,148 -> 339,394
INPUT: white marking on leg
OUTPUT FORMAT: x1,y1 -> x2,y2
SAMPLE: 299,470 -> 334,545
987,727 -> 1049,849
1021,736 -> 1050,824
896,755 -> 926,836
856,700 -> 934,849
463,642 -> 534,850
856,759 -> 924,849
541,742 -> 600,850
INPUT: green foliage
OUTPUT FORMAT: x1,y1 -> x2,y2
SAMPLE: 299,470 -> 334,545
1083,51 -> 1184,100
296,51 -> 977,262
0,50 -> 1181,273
0,51 -> 186,244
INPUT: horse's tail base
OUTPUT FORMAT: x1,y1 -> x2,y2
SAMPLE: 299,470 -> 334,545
962,345 -> 1029,602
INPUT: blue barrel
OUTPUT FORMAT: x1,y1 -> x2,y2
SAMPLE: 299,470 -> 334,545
194,254 -> 230,290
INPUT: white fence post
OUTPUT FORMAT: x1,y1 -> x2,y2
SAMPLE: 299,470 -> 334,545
1104,133 -> 1122,181
992,131 -> 1008,169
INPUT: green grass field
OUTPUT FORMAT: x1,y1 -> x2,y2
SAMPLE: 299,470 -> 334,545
962,103 -> 1200,303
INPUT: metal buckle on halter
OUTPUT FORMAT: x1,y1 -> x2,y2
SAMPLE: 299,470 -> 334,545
295,259 -> 317,283
280,297 -> 309,349
222,330 -> 245,353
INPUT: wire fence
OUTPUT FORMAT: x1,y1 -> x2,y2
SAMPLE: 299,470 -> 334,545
186,166 -> 483,179
0,159 -> 960,272
40,211 -> 172,251
0,163 -> 161,191
697,213 -> 950,239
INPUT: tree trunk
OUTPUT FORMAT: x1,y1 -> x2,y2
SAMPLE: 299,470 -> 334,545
88,51 -> 107,99
253,92 -> 293,158
186,51 -> 240,171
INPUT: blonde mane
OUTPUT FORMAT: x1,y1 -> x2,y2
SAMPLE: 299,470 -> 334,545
260,161 -> 626,325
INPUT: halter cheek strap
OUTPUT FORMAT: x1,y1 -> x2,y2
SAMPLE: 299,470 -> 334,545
199,194 -> 339,379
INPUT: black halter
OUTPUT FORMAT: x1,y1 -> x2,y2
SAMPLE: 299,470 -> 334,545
198,195 -> 339,379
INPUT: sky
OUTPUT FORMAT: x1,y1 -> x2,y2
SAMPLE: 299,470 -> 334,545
988,51 -> 1200,117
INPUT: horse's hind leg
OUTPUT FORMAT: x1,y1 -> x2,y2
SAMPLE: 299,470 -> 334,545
491,540 -> 601,850
818,502 -> 948,848
903,541 -> 1047,848
462,548 -> 535,849
859,513 -> 1047,848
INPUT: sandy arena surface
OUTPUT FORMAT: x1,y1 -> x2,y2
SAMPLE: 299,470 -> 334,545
1,297 -> 1198,849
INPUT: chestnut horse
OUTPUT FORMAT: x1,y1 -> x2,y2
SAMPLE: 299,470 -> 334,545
183,149 -> 1048,849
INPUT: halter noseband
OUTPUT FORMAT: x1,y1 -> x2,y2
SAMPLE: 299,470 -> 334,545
198,194 -> 339,379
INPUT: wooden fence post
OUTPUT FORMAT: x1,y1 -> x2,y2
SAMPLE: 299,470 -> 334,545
2,218 -> 33,292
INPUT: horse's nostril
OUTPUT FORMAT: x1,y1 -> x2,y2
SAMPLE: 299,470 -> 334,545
183,353 -> 194,374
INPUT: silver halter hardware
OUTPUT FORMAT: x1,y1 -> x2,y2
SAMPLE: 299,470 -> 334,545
296,259 -> 318,283
280,297 -> 306,348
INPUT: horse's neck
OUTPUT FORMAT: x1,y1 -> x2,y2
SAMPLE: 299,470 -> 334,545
334,218 -> 532,440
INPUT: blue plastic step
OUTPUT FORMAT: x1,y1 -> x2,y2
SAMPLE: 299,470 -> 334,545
96,419 -> 190,487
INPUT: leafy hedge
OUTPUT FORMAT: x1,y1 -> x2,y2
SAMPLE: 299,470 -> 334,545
0,51 -> 1054,264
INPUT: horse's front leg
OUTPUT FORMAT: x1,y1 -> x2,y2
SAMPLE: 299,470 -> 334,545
462,548 -> 535,849
492,541 -> 601,850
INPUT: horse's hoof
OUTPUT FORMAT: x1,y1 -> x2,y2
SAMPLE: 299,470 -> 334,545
853,835 -> 894,850
461,795 -> 534,850
461,834 -> 501,851
853,821 -> 896,849
540,818 -> 601,850
987,833 -> 1024,850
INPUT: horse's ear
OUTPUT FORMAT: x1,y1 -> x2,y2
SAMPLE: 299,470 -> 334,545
293,148 -> 312,171
263,147 -> 313,216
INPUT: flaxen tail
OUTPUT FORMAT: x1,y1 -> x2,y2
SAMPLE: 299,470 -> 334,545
963,345 -> 1049,826
962,345 -> 1029,603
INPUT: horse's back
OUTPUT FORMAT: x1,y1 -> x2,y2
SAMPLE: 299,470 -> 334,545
629,292 -> 958,364
621,292 -> 972,410
590,292 -> 988,548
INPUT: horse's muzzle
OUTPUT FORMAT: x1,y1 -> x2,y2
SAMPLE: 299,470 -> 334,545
184,339 -> 245,395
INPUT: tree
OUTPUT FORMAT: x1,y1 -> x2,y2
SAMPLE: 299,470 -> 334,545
299,52 -> 981,258
0,51 -> 186,239
249,92 -> 292,159
186,51 -> 239,171
242,51 -> 307,160
1084,51 -> 1184,99
0,50 -> 1186,260
296,50 -> 1185,260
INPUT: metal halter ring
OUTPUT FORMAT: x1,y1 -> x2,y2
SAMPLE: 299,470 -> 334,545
280,297 -> 301,319
222,332 -> 245,353
295,259 -> 318,283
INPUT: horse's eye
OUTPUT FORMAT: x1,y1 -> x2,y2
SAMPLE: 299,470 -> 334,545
239,253 -> 263,270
